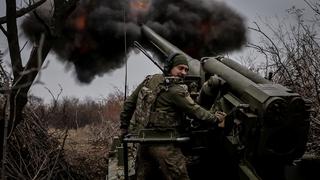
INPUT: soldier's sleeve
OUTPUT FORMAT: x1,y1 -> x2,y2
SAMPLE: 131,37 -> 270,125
169,85 -> 219,125
119,81 -> 144,129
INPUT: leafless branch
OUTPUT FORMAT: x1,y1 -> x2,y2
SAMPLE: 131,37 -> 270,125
44,84 -> 63,108
33,11 -> 52,36
304,0 -> 320,16
0,24 -> 7,37
0,0 -> 47,25
249,22 -> 295,86
47,127 -> 69,179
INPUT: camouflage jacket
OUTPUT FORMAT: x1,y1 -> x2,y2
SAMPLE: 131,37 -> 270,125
120,74 -> 218,133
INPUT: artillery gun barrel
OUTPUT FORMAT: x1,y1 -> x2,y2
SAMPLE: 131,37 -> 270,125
202,57 -> 257,95
141,25 -> 201,76
219,57 -> 271,84
141,25 -> 186,57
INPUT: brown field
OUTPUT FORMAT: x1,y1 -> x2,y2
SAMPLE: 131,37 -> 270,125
49,126 -> 111,180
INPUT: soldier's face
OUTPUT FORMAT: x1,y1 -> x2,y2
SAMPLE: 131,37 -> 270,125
170,64 -> 189,78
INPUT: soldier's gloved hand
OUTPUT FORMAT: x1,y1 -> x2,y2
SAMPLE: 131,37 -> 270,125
215,111 -> 227,128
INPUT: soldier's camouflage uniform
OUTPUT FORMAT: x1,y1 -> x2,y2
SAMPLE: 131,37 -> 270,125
120,74 -> 220,180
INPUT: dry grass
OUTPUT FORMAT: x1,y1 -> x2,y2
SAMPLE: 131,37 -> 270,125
49,125 -> 114,180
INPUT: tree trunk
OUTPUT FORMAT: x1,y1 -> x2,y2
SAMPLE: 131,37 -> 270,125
0,36 -> 52,163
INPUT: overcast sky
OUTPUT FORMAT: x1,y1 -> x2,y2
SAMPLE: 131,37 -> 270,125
0,0 -> 313,103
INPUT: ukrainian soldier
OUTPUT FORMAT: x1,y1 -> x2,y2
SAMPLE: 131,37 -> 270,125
120,53 -> 226,180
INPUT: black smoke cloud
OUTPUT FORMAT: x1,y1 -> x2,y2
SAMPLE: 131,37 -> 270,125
22,0 -> 247,83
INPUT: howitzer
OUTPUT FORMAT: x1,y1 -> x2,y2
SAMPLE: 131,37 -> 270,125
107,25 -> 313,180
140,25 -> 312,180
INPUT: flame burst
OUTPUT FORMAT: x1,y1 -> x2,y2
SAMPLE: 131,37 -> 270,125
130,0 -> 151,12
69,8 -> 88,31
74,15 -> 87,31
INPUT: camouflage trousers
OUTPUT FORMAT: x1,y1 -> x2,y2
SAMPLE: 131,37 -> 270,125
135,144 -> 190,180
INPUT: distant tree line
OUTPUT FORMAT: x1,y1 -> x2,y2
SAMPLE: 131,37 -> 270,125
0,89 -> 124,179
31,90 -> 124,130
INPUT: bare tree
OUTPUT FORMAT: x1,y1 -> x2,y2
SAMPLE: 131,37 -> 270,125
248,0 -> 319,105
0,0 -> 80,175
247,0 -> 320,154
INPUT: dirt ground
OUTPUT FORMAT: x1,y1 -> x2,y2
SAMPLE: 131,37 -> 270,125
49,127 -> 109,180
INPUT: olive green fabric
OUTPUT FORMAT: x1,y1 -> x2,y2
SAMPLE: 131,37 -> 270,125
129,74 -> 165,132
136,144 -> 190,180
120,73 -> 218,132
120,73 -> 219,180
171,54 -> 188,68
